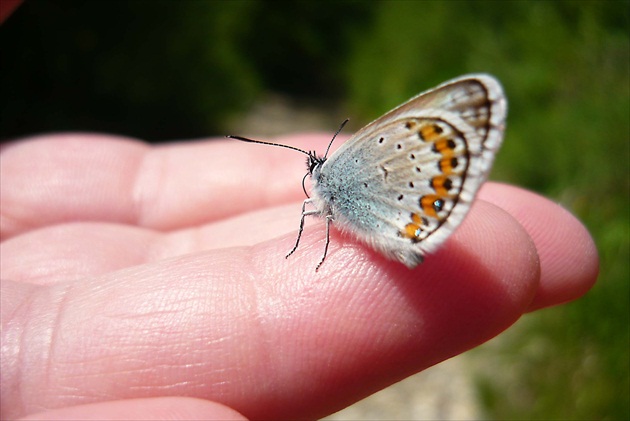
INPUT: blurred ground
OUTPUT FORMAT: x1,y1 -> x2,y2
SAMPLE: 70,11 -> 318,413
325,356 -> 483,420
225,93 -> 341,139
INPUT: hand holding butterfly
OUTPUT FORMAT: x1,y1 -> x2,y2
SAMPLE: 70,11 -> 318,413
1,133 -> 598,420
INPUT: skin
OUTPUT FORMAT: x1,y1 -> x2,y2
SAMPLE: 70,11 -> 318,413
0,0 -> 22,24
1,133 -> 599,420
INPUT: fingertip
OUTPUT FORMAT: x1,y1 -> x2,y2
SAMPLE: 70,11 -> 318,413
479,183 -> 599,310
524,200 -> 599,311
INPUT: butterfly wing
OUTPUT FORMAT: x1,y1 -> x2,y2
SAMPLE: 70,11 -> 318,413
312,74 -> 506,267
347,74 -> 506,153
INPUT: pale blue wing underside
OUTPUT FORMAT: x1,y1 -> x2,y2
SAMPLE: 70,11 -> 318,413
310,74 -> 507,267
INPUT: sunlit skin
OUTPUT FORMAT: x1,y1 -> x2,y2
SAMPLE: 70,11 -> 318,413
2,133 -> 598,420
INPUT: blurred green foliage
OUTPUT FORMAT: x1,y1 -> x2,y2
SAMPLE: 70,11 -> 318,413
348,2 -> 628,419
352,3 -> 628,419
1,0 -> 628,419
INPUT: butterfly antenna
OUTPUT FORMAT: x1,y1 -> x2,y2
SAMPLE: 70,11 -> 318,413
324,119 -> 349,158
226,135 -> 310,156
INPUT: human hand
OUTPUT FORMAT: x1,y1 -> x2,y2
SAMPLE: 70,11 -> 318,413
1,133 -> 598,420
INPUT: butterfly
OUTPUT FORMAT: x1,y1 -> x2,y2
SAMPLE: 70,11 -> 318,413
229,74 -> 507,270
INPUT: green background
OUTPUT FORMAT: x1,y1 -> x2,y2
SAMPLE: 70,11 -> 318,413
1,1 -> 628,419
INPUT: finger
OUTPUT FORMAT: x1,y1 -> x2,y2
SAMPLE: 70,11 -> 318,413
18,397 -> 246,421
478,183 -> 599,311
2,179 -> 597,317
1,133 -> 333,239
0,0 -> 22,24
0,222 -> 160,284
2,200 -> 541,420
0,202 -> 303,284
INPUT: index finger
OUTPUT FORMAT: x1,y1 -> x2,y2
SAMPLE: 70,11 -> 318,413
1,133 -> 329,239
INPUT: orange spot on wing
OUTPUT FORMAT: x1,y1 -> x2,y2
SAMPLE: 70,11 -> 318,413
420,195 -> 441,218
431,175 -> 453,196
401,213 -> 424,241
439,157 -> 459,175
433,138 -> 456,156
419,124 -> 443,141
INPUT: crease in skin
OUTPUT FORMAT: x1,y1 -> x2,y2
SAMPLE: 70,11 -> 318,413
1,284 -> 27,416
37,283 -> 75,412
131,146 -> 167,229
2,281 -> 57,417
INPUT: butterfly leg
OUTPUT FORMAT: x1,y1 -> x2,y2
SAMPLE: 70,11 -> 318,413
315,213 -> 334,271
286,199 -> 318,259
